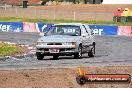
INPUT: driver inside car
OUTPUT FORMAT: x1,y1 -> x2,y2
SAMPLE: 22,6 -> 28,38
57,28 -> 64,34
75,29 -> 80,36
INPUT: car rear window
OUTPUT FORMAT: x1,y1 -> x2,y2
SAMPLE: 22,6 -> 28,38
46,25 -> 81,36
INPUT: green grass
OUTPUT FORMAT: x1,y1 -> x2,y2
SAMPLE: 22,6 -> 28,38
0,43 -> 21,56
0,17 -> 132,26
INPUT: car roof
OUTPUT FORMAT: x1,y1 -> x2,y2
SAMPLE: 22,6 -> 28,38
54,23 -> 86,26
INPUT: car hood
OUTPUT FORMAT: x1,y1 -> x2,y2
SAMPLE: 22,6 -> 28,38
38,35 -> 80,42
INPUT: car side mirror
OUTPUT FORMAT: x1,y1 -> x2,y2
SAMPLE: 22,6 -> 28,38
39,32 -> 45,36
91,30 -> 94,35
91,32 -> 94,35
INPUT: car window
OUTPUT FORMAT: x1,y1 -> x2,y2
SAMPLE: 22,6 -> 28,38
81,25 -> 89,35
84,25 -> 93,35
46,25 -> 81,36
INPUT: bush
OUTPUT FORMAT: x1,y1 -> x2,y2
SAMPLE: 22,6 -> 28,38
41,0 -> 49,5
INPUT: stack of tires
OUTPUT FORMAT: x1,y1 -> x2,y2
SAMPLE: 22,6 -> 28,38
113,8 -> 132,22
121,8 -> 132,22
113,8 -> 124,22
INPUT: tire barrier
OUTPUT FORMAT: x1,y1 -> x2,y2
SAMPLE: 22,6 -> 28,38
114,8 -> 124,17
76,67 -> 131,85
113,8 -> 132,22
127,16 -> 132,22
120,16 -> 128,22
113,16 -> 121,22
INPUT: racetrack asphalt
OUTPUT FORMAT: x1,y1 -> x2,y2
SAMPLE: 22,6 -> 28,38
0,32 -> 132,70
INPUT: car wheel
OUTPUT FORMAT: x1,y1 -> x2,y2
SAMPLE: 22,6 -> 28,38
88,46 -> 94,57
53,55 -> 59,60
36,53 -> 44,60
76,75 -> 87,85
74,46 -> 82,59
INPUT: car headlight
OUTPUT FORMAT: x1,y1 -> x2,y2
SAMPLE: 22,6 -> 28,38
62,42 -> 76,45
37,42 -> 47,45
72,42 -> 77,45
62,42 -> 72,45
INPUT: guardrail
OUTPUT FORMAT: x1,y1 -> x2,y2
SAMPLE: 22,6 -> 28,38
0,22 -> 132,36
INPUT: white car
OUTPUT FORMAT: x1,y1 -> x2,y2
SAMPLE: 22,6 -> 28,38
36,23 -> 95,60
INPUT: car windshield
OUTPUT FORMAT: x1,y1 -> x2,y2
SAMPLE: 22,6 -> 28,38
45,25 -> 81,36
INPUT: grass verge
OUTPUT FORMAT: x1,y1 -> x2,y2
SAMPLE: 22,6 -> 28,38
0,42 -> 22,56
0,17 -> 132,26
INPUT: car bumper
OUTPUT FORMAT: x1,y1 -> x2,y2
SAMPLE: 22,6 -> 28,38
36,50 -> 77,56
36,45 -> 76,49
36,45 -> 78,56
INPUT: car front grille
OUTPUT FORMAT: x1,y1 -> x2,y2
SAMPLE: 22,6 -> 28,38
44,48 -> 74,52
47,43 -> 62,45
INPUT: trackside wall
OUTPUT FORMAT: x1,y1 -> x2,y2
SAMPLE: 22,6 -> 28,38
0,22 -> 132,36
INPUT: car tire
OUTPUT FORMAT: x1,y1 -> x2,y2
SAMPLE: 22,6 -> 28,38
36,53 -> 44,60
88,45 -> 95,57
74,46 -> 82,59
53,55 -> 59,60
76,75 -> 87,85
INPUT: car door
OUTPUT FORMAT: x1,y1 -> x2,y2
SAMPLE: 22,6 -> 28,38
84,25 -> 95,45
81,25 -> 91,52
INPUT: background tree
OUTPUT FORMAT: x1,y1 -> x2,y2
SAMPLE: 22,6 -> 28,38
41,0 -> 49,5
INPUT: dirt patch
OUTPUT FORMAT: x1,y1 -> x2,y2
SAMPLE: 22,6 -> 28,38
0,66 -> 131,88
0,42 -> 28,57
